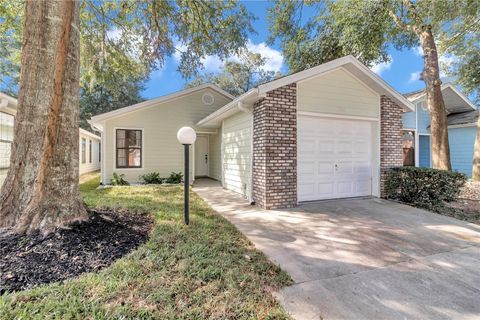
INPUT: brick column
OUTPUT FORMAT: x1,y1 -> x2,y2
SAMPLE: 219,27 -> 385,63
380,95 -> 404,197
252,83 -> 297,209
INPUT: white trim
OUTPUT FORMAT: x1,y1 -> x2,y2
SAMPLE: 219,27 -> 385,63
258,55 -> 414,112
220,120 -> 225,187
298,111 -> 378,122
79,128 -> 101,140
196,130 -> 218,134
448,123 -> 477,129
406,84 -> 477,112
112,127 -> 145,171
91,84 -> 234,123
196,89 -> 258,127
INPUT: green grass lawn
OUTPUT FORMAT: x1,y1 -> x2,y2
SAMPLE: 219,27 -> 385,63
0,177 -> 292,319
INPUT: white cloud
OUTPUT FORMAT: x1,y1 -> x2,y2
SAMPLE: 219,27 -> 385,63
438,53 -> 457,78
173,39 -> 284,73
413,46 -> 423,57
370,57 -> 393,75
245,40 -> 284,72
408,71 -> 421,83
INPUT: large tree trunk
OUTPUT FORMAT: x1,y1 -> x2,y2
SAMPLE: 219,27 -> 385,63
472,116 -> 480,180
0,0 -> 88,234
419,26 -> 452,170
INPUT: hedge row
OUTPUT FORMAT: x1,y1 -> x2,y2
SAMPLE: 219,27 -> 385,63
385,166 -> 467,209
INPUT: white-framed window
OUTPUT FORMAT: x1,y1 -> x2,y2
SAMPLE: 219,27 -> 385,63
0,112 -> 14,170
115,129 -> 142,168
89,139 -> 92,163
81,138 -> 86,164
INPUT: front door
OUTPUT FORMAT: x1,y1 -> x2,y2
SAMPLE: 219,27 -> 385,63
195,136 -> 209,177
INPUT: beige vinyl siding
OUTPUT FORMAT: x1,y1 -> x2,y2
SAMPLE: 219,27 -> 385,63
103,89 -> 231,183
208,131 -> 222,181
222,111 -> 252,197
79,130 -> 101,175
298,68 -> 380,118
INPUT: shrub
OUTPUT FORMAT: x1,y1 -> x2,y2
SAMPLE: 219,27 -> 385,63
111,173 -> 129,186
165,172 -> 183,184
385,166 -> 467,209
139,172 -> 164,184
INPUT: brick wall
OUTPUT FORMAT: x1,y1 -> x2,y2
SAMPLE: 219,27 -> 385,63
380,95 -> 404,196
252,83 -> 297,209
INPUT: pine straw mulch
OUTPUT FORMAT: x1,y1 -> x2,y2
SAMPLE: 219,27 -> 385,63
0,209 -> 153,294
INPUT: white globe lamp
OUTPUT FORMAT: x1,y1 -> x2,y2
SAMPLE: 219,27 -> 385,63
177,126 -> 197,225
177,126 -> 197,145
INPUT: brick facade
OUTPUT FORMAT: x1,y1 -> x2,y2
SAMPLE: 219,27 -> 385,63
380,95 -> 404,197
252,83 -> 297,209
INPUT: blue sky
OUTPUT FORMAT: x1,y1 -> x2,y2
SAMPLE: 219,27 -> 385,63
143,1 -> 429,99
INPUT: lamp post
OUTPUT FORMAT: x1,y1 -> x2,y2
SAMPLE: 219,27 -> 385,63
177,126 -> 197,225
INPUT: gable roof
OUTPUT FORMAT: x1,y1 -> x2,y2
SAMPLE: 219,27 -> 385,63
404,83 -> 477,113
197,55 -> 415,128
89,83 -> 234,127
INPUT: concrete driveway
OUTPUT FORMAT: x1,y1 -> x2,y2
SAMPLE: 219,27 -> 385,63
193,179 -> 480,320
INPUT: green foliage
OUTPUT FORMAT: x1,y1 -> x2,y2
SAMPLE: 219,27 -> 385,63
165,172 -> 183,184
385,166 -> 467,209
0,176 -> 292,318
110,173 -> 129,186
0,0 -> 253,92
187,50 -> 280,96
79,78 -> 146,130
268,0 -> 479,73
139,172 -> 164,184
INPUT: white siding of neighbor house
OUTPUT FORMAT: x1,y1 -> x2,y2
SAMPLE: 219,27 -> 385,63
208,130 -> 222,181
297,68 -> 380,119
103,89 -> 231,184
79,129 -> 101,175
222,111 -> 252,197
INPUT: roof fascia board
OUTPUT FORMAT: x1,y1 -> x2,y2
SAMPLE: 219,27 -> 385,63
196,88 -> 258,127
79,128 -> 101,140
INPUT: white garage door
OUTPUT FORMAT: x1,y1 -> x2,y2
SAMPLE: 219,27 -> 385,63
298,116 -> 373,202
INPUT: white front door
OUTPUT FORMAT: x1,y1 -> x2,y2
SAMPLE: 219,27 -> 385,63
195,136 -> 209,177
298,116 -> 373,202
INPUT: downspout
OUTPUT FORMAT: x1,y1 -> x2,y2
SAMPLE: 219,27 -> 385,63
237,101 -> 254,204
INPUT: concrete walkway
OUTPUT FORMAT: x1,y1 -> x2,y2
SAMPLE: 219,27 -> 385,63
193,179 -> 480,320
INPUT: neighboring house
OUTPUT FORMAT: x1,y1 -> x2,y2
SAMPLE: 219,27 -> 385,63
402,84 -> 478,176
79,128 -> 101,175
0,93 -> 101,187
90,55 -> 415,209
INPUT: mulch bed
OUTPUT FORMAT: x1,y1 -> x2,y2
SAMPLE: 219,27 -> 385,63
0,209 -> 153,294
443,200 -> 480,225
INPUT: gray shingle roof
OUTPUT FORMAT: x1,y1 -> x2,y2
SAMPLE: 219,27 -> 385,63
447,110 -> 479,126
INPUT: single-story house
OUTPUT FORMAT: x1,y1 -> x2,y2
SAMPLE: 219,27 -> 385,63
0,92 -> 101,187
402,84 -> 478,176
90,55 -> 415,209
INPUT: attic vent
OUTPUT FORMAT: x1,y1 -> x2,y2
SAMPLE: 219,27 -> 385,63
202,92 -> 215,105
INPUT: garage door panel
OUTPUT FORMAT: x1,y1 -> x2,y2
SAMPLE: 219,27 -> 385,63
318,162 -> 334,174
299,161 -> 315,175
298,115 -> 374,202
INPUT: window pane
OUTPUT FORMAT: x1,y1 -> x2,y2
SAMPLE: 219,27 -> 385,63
0,112 -> 14,142
128,148 -> 141,167
117,130 -> 125,148
89,140 -> 92,163
81,138 -> 86,164
117,149 -> 127,167
0,141 -> 11,169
